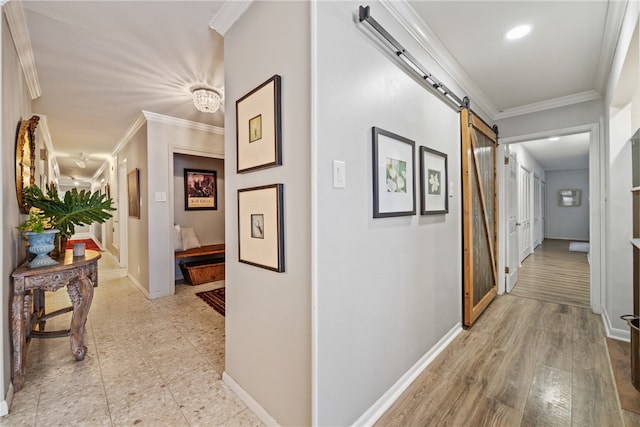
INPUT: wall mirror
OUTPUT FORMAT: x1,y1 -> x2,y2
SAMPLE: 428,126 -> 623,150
558,189 -> 581,207
15,115 -> 39,214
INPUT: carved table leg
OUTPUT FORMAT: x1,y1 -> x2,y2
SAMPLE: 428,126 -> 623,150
11,280 -> 28,392
66,274 -> 94,361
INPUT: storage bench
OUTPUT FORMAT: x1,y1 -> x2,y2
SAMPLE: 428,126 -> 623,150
175,244 -> 225,285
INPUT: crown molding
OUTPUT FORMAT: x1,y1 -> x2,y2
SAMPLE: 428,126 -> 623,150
595,0 -> 628,94
142,111 -> 224,135
380,0 -> 498,120
4,0 -> 41,99
111,113 -> 147,157
92,162 -> 107,182
494,90 -> 602,120
209,0 -> 253,35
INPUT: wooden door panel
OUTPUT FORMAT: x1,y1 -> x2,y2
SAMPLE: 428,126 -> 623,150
461,108 -> 498,327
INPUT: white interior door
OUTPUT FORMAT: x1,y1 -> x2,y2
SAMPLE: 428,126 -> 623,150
506,150 -> 519,292
542,181 -> 546,241
533,175 -> 541,248
518,166 -> 531,263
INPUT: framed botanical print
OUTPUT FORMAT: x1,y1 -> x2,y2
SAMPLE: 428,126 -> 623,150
236,75 -> 282,173
184,169 -> 217,210
372,127 -> 416,218
238,184 -> 285,272
420,146 -> 448,215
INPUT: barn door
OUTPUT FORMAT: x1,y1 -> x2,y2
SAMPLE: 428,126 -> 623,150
461,108 -> 498,327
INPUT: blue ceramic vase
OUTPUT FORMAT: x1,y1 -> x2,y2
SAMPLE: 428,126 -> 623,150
23,229 -> 60,268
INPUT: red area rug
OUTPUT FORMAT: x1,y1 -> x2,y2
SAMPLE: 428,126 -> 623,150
66,239 -> 101,252
196,287 -> 225,317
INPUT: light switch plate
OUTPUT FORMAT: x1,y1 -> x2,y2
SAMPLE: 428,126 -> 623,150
155,191 -> 167,202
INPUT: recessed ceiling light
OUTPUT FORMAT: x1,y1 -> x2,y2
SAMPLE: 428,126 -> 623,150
548,136 -> 560,142
505,25 -> 531,40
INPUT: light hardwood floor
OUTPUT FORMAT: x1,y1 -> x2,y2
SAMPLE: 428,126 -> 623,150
376,240 -> 626,426
510,239 -> 590,308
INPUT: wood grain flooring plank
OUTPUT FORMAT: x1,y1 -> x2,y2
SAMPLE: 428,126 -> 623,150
511,239 -> 590,308
521,365 -> 572,427
375,240 -> 622,426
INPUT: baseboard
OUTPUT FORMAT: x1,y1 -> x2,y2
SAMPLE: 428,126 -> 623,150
222,372 -> 279,426
352,323 -> 463,427
603,310 -> 630,342
0,383 -> 14,416
127,273 -> 149,298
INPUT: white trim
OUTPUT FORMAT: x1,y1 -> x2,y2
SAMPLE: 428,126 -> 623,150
0,383 -> 13,416
131,274 -> 171,300
142,111 -> 224,135
222,372 -> 280,427
310,1 -> 319,425
380,0 -> 497,119
352,323 -> 463,427
4,0 -> 41,99
36,115 -> 60,182
500,124 -> 595,145
603,310 -> 630,342
595,0 -> 628,93
209,1 -> 253,35
494,91 -> 602,120
111,113 -> 146,157
172,146 -> 224,159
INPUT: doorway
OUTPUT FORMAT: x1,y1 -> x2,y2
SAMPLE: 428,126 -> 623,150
501,130 -> 595,310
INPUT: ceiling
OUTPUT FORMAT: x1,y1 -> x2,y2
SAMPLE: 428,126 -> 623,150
17,1 -> 616,184
21,1 -> 225,185
519,133 -> 590,171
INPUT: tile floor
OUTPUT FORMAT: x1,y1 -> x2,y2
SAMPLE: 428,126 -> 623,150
1,252 -> 263,426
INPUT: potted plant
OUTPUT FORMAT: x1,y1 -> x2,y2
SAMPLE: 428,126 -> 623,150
17,209 -> 60,268
23,184 -> 115,255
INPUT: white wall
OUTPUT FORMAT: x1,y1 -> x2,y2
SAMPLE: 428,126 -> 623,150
223,2 -> 311,425
315,2 -> 462,425
118,125 -> 149,293
604,4 -> 639,339
173,154 -> 224,245
545,169 -> 590,240
144,114 -> 224,300
1,9 -> 33,411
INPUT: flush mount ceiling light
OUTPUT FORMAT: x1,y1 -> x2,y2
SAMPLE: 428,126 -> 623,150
192,88 -> 221,113
549,136 -> 560,142
505,25 -> 531,40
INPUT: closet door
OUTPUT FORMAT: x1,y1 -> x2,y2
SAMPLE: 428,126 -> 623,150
461,108 -> 498,327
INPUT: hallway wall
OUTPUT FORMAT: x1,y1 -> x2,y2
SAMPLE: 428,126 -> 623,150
223,2 -> 311,426
545,169 -> 590,241
1,9 -> 33,412
315,2 -> 462,425
604,3 -> 639,339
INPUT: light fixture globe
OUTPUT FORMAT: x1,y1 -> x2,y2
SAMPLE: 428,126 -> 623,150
192,88 -> 221,113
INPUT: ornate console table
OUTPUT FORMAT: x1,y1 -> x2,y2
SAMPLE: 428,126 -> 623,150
11,249 -> 101,391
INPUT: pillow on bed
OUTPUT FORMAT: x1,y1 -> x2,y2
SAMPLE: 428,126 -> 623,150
174,225 -> 183,251
181,227 -> 201,250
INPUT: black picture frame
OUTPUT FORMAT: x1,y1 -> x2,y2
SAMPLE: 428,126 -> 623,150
237,184 -> 285,272
184,168 -> 217,210
236,75 -> 282,173
420,146 -> 449,215
372,127 -> 416,218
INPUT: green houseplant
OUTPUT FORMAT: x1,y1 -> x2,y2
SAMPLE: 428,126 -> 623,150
23,184 -> 115,254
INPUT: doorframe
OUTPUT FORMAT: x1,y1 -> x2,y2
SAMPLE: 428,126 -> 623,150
117,158 -> 129,268
499,122 -> 603,313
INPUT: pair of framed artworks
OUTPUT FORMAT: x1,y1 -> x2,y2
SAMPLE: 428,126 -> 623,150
372,126 -> 448,218
236,75 -> 285,273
